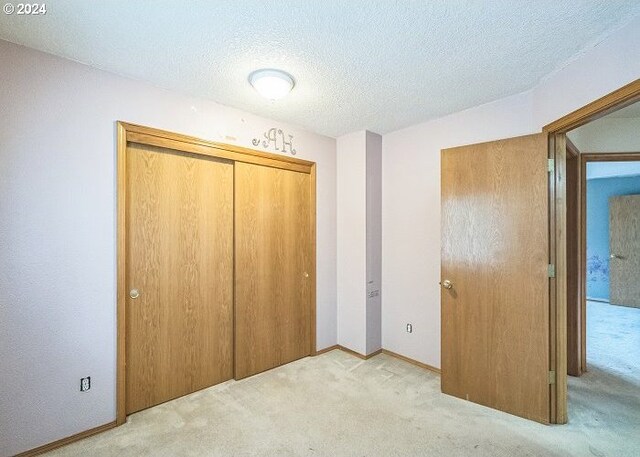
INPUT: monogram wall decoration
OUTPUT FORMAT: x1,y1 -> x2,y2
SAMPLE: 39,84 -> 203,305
252,128 -> 297,155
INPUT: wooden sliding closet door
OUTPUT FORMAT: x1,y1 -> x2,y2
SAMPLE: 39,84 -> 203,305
234,162 -> 313,379
125,143 -> 234,414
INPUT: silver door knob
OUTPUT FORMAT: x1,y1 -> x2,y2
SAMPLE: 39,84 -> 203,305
304,272 -> 309,278
442,280 -> 453,290
129,288 -> 140,299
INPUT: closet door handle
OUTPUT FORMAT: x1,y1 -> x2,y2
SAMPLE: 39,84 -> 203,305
129,288 -> 140,299
303,272 -> 309,278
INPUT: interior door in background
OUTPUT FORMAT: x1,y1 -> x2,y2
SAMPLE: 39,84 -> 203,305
126,143 -> 234,414
609,195 -> 640,308
441,133 -> 551,423
234,162 -> 313,379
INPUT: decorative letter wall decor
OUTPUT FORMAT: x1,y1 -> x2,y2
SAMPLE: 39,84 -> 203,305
252,128 -> 297,155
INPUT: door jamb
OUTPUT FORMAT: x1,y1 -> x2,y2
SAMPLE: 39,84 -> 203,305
579,152 -> 640,370
116,121 -> 317,425
547,132 -> 567,425
543,78 -> 640,424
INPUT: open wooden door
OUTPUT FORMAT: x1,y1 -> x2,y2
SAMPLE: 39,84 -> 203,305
441,133 -> 552,423
609,195 -> 640,308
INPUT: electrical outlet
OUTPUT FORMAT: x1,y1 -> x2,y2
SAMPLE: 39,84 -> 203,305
80,377 -> 91,392
406,323 -> 413,333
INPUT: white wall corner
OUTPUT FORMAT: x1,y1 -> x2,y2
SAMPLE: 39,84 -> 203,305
336,131 -> 368,355
365,131 -> 383,355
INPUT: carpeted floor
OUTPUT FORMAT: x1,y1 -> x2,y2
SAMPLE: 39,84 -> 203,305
44,300 -> 639,457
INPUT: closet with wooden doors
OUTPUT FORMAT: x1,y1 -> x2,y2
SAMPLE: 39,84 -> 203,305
234,162 -> 313,379
117,123 -> 316,421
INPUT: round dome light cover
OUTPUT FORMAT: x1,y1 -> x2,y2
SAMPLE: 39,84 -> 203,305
249,69 -> 295,100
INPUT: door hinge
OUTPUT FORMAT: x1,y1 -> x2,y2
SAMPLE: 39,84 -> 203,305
548,264 -> 556,278
549,370 -> 556,385
548,158 -> 555,173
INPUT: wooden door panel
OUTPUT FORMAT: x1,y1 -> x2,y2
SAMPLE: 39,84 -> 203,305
126,143 -> 234,414
610,195 -> 640,308
441,133 -> 550,423
234,162 -> 312,379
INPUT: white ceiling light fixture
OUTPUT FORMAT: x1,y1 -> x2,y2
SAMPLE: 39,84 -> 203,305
249,68 -> 295,100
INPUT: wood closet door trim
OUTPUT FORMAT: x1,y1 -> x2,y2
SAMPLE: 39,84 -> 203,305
123,123 -> 314,173
234,162 -> 314,379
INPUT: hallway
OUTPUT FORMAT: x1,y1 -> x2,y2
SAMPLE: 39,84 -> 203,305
566,300 -> 640,455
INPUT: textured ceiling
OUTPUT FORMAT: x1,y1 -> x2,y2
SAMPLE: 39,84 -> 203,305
1,1 -> 639,137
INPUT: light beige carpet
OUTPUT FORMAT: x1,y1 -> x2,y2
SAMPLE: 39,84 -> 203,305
44,301 -> 639,457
